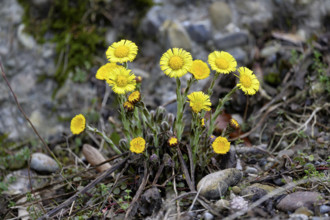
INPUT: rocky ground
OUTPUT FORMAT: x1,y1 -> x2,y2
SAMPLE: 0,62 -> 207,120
0,0 -> 329,219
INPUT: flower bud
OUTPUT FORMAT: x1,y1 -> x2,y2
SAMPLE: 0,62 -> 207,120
123,101 -> 134,111
161,121 -> 170,131
135,76 -> 142,83
119,139 -> 128,149
168,136 -> 178,147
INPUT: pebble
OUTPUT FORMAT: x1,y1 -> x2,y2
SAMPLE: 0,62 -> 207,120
245,166 -> 258,174
82,144 -> 111,173
215,199 -> 230,211
241,183 -> 278,200
209,1 -> 232,30
289,214 -> 309,220
30,153 -> 59,174
294,206 -> 314,216
213,32 -> 250,50
320,205 -> 330,214
197,168 -> 243,200
230,195 -> 248,212
203,211 -> 214,220
276,191 -> 323,212
160,20 -> 192,51
277,149 -> 295,159
186,22 -> 211,43
232,186 -> 241,194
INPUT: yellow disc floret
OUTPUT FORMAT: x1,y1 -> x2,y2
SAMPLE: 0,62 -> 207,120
70,114 -> 86,135
187,91 -> 211,113
160,48 -> 193,78
130,137 -> 146,154
106,39 -> 138,63
208,51 -> 237,74
106,66 -> 136,94
212,136 -> 230,154
189,60 -> 210,80
237,67 -> 260,95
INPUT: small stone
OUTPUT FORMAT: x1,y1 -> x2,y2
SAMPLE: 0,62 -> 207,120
213,32 -> 250,50
160,20 -> 192,51
186,22 -> 211,43
241,183 -> 278,200
141,6 -> 166,36
203,211 -> 214,220
276,191 -> 323,212
277,149 -> 294,159
320,205 -> 330,214
197,168 -> 243,200
215,199 -> 230,211
295,207 -> 314,216
232,186 -> 241,194
245,166 -> 258,174
230,195 -> 248,212
209,1 -> 232,30
17,24 -> 37,49
289,214 -> 309,220
31,153 -> 59,174
82,144 -> 111,173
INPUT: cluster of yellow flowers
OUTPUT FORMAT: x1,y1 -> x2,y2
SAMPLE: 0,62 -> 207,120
70,39 -> 260,156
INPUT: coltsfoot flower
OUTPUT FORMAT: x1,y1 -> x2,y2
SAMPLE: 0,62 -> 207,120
106,66 -> 136,94
230,118 -> 240,129
128,91 -> 141,104
212,136 -> 230,154
168,137 -> 178,147
130,137 -> 146,154
106,39 -> 138,63
237,67 -> 259,95
160,48 -> 193,78
208,51 -> 237,74
187,91 -> 211,113
70,114 -> 86,135
123,101 -> 134,111
95,63 -> 120,80
189,60 -> 210,80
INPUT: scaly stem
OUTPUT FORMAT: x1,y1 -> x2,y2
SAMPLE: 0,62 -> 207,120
207,87 -> 238,136
117,95 -> 131,139
174,78 -> 184,140
86,125 -> 122,154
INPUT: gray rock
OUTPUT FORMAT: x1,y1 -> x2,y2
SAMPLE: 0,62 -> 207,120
241,183 -> 278,200
289,214 -> 309,220
186,22 -> 211,43
215,199 -> 230,211
230,195 -> 248,212
31,153 -> 59,174
277,191 -> 323,212
160,20 -> 192,51
141,6 -> 166,36
320,205 -> 330,214
203,211 -> 214,220
227,47 -> 248,65
245,166 -> 258,174
197,168 -> 243,200
3,169 -> 48,195
277,149 -> 295,159
214,32 -> 250,50
209,1 -> 232,30
105,29 -> 117,45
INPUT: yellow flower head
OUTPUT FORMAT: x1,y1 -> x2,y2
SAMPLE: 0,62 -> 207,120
130,137 -> 146,154
95,63 -> 120,80
237,67 -> 260,95
230,118 -> 239,129
128,91 -> 141,104
189,60 -> 210,80
208,51 -> 237,74
106,66 -> 136,94
123,101 -> 134,111
201,118 -> 205,127
187,91 -> 211,113
70,114 -> 86,135
212,136 -> 230,154
160,48 -> 193,78
106,39 -> 138,63
168,137 -> 178,147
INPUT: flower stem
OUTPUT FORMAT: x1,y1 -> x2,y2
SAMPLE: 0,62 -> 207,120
86,125 -> 122,154
174,77 -> 184,141
207,86 -> 238,136
117,95 -> 131,139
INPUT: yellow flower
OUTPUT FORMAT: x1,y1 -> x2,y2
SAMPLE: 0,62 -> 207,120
187,91 -> 211,113
128,91 -> 141,104
123,101 -> 134,111
70,114 -> 86,135
168,137 -> 178,147
208,51 -> 237,74
160,48 -> 193,78
230,118 -> 239,129
130,137 -> 146,154
212,136 -> 230,154
237,67 -> 260,95
106,39 -> 138,63
106,66 -> 136,94
189,60 -> 210,80
95,63 -> 120,80
201,118 -> 205,127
